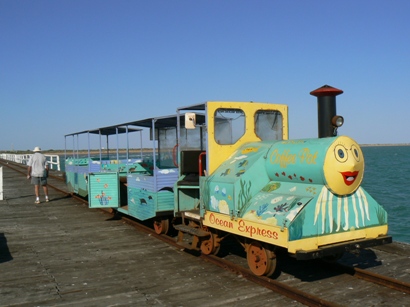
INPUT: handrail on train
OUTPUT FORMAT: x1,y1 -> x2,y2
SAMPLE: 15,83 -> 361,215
0,153 -> 61,171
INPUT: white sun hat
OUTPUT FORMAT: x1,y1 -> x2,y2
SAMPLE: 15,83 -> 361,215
33,146 -> 41,152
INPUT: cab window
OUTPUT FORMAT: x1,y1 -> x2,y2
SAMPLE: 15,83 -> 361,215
214,108 -> 245,145
255,110 -> 283,141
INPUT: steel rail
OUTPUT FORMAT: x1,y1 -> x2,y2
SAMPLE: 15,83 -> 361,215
110,210 -> 341,307
201,254 -> 341,307
334,262 -> 410,294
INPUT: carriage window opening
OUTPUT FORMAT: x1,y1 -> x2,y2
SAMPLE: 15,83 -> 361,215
214,108 -> 245,145
179,126 -> 206,150
255,110 -> 283,141
158,127 -> 177,168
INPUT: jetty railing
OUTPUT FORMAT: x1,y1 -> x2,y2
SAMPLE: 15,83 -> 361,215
0,166 -> 3,200
0,153 -> 61,171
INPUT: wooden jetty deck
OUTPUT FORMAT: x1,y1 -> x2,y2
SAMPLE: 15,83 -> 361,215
0,164 -> 291,306
1,162 -> 409,306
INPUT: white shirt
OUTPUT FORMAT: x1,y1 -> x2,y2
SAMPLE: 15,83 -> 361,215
28,153 -> 48,177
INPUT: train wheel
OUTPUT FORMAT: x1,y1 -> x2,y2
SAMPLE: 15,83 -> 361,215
200,229 -> 221,255
246,242 -> 276,276
153,219 -> 169,235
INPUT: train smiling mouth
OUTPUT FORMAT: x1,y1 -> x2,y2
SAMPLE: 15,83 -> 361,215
341,171 -> 359,186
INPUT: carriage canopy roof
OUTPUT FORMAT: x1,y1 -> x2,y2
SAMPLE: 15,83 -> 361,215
64,126 -> 141,137
65,113 -> 206,138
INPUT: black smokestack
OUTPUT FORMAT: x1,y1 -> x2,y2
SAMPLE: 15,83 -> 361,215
310,85 -> 343,138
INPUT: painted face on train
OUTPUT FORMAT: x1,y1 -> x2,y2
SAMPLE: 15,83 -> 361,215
323,136 -> 364,195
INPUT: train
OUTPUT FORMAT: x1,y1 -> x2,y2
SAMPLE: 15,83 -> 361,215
64,85 -> 392,276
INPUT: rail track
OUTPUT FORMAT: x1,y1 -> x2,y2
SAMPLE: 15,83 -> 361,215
2,159 -> 409,306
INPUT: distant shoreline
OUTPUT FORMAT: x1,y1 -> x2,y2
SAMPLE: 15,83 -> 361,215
1,144 -> 410,155
1,148 -> 153,155
360,143 -> 410,147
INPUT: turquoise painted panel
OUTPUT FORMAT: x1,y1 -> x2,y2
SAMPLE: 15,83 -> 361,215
65,171 -> 75,193
128,187 -> 156,220
204,142 -> 271,217
88,172 -> 120,208
200,176 -> 207,216
65,162 -> 91,197
65,158 -> 89,166
126,169 -> 177,220
210,142 -> 271,180
128,187 -> 174,221
264,136 -> 366,197
100,159 -> 145,173
176,188 -> 200,211
76,174 -> 89,197
235,179 -> 389,241
264,138 -> 332,184
208,183 -> 234,214
241,181 -> 314,230
157,191 -> 174,211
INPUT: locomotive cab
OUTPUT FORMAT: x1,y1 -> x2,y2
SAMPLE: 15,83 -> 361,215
173,101 -> 289,254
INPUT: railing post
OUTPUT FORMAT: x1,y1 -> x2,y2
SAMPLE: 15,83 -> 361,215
0,166 -> 3,200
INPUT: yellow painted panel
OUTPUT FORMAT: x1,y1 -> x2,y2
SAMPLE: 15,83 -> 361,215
203,211 -> 289,247
287,225 -> 389,253
204,210 -> 388,254
206,101 -> 288,174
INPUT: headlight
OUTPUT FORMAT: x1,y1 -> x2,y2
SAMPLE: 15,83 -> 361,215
332,115 -> 344,127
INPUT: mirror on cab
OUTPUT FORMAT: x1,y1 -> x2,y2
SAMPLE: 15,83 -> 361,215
185,113 -> 196,129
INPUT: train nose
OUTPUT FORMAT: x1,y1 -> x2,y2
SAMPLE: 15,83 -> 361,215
323,136 -> 365,196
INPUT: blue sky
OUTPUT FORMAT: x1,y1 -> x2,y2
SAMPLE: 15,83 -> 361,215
1,0 -> 409,151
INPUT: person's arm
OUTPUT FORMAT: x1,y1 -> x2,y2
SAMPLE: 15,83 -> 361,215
27,166 -> 32,179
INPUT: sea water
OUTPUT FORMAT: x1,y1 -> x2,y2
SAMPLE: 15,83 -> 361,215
361,146 -> 410,244
59,145 -> 410,243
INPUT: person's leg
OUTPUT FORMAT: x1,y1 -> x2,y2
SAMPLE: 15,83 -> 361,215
43,185 -> 49,201
34,184 -> 40,203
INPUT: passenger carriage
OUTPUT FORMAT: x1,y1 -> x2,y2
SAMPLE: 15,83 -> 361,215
64,126 -> 143,198
81,114 -> 206,234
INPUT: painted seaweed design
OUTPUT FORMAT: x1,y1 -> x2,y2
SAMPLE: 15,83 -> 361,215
237,179 -> 252,216
256,203 -> 268,216
202,176 -> 210,210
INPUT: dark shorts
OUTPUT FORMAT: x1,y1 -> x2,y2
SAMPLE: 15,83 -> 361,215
31,177 -> 47,186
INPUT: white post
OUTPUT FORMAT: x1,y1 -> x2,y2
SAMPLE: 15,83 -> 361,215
0,166 -> 3,200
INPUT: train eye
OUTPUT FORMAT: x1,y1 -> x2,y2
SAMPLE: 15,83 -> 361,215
334,145 -> 348,163
351,144 -> 361,162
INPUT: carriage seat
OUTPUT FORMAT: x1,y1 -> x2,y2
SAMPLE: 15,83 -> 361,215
177,150 -> 206,186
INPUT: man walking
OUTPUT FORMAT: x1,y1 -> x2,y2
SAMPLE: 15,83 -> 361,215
27,146 -> 49,204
